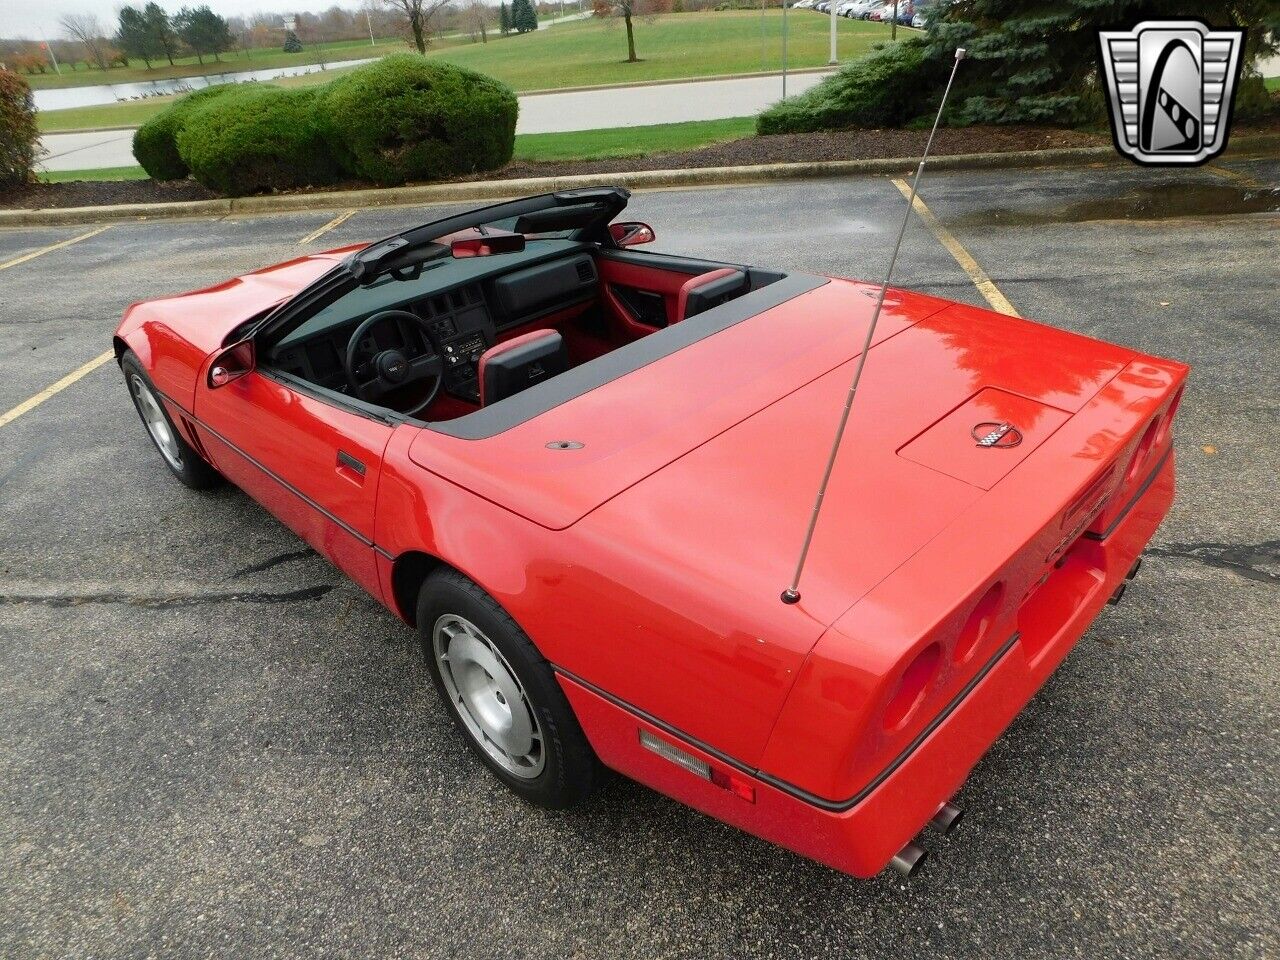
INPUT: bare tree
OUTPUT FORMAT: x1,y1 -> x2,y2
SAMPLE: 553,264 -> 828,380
380,0 -> 453,53
592,0 -> 668,63
59,13 -> 112,71
462,0 -> 492,42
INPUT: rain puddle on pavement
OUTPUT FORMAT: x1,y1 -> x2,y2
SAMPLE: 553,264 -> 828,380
949,182 -> 1280,227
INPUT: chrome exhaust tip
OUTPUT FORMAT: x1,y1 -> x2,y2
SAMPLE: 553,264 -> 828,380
1126,557 -> 1143,581
929,802 -> 964,836
889,842 -> 927,878
1107,582 -> 1127,606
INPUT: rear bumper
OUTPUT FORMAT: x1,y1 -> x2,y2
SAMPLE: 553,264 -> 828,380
558,452 -> 1175,877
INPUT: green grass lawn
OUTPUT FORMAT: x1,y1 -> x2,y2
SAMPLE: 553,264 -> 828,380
40,115 -> 758,182
421,11 -> 891,90
512,116 -> 755,161
38,11 -> 894,132
39,100 -> 174,132
39,165 -> 153,183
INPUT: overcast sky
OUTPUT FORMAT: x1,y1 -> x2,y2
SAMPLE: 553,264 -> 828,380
1,0 -> 376,39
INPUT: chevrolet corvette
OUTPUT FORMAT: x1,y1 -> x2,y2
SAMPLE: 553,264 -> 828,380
115,187 -> 1187,878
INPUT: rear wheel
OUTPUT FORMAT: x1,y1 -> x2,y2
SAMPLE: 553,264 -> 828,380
417,569 -> 598,809
121,351 -> 222,490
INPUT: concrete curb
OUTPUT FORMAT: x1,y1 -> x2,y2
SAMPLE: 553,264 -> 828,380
5,135 -> 1277,227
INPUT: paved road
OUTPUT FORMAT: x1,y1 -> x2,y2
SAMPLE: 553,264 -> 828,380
36,70 -> 833,172
1,157 -> 1276,958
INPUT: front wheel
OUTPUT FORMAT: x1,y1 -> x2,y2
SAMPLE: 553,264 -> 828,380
121,350 -> 222,490
417,569 -> 598,809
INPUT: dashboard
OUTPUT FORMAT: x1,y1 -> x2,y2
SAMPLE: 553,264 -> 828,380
270,243 -> 599,406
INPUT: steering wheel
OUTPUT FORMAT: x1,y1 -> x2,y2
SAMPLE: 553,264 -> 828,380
344,309 -> 444,417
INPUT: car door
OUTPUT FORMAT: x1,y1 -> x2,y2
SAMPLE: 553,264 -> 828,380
194,365 -> 395,601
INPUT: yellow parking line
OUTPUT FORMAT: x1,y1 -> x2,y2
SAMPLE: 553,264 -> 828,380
299,210 -> 356,244
1205,163 -> 1262,188
0,226 -> 112,272
0,350 -> 115,429
891,178 -> 1021,317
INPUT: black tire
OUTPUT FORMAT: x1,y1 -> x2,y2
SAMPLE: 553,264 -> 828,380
120,350 -> 222,490
417,568 -> 598,809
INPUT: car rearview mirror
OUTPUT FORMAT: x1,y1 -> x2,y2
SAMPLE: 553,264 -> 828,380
610,222 -> 656,248
208,339 -> 255,389
451,234 -> 527,258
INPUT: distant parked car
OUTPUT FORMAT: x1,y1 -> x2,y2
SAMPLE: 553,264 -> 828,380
896,1 -> 916,24
912,10 -> 927,27
847,0 -> 881,17
867,2 -> 896,20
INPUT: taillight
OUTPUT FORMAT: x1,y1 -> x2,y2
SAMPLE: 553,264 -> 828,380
883,643 -> 941,731
1156,385 -> 1184,447
1125,417 -> 1161,485
953,581 -> 1005,664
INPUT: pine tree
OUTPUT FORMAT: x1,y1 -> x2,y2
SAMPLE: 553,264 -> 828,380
499,1 -> 512,35
282,29 -> 303,52
144,2 -> 178,65
173,5 -> 234,63
116,6 -> 164,68
512,0 -> 538,34
925,0 -> 1279,126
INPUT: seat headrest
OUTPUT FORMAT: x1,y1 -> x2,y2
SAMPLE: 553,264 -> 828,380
676,268 -> 748,323
478,329 -> 569,406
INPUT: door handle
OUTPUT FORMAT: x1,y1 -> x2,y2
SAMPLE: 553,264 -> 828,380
336,450 -> 366,482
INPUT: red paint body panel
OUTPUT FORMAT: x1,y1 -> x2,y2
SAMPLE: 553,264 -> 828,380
117,233 -> 1188,878
195,370 -> 394,600
406,280 -> 949,530
558,446 -> 1171,878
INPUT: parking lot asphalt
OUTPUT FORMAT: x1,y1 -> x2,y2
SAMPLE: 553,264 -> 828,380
1,156 -> 1277,959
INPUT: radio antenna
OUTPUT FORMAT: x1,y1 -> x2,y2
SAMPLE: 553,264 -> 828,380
781,47 -> 966,605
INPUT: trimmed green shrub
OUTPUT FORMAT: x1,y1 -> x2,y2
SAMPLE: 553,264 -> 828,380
176,86 -> 341,195
0,69 -> 39,189
132,84 -> 249,180
757,38 -> 940,135
318,54 -> 517,186
1235,72 -> 1278,120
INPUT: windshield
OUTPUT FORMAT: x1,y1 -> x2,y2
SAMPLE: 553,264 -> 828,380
278,237 -> 584,348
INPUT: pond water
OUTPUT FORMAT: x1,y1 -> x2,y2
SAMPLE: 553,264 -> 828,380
34,57 -> 378,112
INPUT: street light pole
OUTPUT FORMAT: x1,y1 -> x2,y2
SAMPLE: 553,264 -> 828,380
828,0 -> 837,64
41,36 -> 62,75
366,10 -> 376,45
760,0 -> 766,73
782,0 -> 789,96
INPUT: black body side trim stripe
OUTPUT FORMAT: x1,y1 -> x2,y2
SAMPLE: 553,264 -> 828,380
155,389 -> 395,559
1084,447 -> 1172,542
430,273 -> 828,440
554,631 -> 1021,814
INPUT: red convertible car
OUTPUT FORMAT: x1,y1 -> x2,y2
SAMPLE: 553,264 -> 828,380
115,188 -> 1186,878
